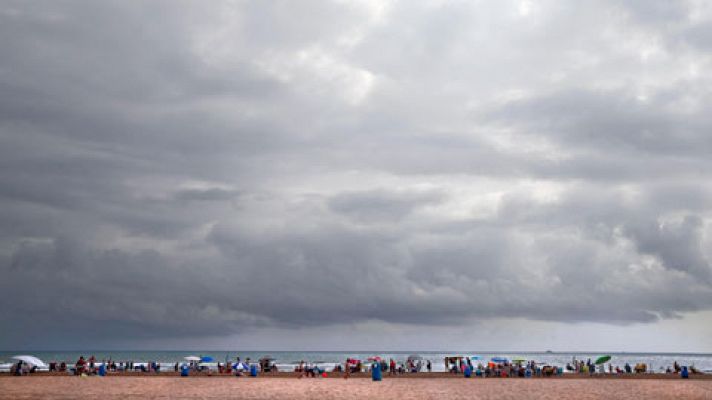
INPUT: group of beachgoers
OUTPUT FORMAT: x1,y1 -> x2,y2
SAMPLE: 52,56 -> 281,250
441,357 -> 701,379
204,357 -> 264,376
446,357 -> 561,378
64,356 -> 159,375
7,354 -> 703,379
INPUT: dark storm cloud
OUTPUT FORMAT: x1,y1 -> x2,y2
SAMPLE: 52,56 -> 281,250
2,0 -> 712,348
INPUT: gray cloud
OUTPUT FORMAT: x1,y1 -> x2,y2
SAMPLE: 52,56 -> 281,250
328,188 -> 444,223
2,0 -> 712,349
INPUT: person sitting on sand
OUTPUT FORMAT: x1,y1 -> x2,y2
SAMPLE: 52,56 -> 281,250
234,362 -> 245,377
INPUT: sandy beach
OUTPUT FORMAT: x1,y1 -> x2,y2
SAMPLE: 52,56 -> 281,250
1,376 -> 712,400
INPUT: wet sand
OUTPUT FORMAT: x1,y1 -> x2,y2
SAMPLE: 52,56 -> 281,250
1,376 -> 712,399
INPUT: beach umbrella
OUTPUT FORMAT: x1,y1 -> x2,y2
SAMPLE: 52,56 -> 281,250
200,356 -> 214,363
407,354 -> 423,361
595,355 -> 611,365
367,356 -> 382,362
491,357 -> 509,363
471,355 -> 481,360
12,355 -> 47,368
512,356 -> 528,363
184,356 -> 201,361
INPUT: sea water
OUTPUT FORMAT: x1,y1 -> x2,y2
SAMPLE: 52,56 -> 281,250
2,351 -> 711,373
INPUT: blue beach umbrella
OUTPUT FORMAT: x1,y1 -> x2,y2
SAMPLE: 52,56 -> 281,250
491,357 -> 509,363
471,355 -> 481,360
201,356 -> 214,362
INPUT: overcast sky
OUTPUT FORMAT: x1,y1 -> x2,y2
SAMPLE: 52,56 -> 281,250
2,0 -> 712,352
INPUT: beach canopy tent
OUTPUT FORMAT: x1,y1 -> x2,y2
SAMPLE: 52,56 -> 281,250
595,356 -> 612,365
407,354 -> 424,372
259,356 -> 276,372
184,356 -> 201,362
444,356 -> 465,370
12,355 -> 47,368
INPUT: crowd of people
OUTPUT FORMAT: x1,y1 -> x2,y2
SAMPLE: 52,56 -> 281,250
8,354 -> 703,379
441,356 -> 701,379
10,361 -> 38,375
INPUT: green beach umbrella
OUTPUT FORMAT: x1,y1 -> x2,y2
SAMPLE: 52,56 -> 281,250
512,356 -> 527,363
595,355 -> 611,365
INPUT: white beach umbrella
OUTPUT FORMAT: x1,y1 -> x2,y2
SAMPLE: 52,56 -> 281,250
184,356 -> 201,361
12,355 -> 47,368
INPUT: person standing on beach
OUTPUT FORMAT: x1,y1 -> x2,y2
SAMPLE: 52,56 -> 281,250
298,360 -> 305,379
76,356 -> 86,375
344,359 -> 350,379
427,360 -> 431,373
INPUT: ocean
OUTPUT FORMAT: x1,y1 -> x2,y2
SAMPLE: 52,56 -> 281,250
2,351 -> 711,373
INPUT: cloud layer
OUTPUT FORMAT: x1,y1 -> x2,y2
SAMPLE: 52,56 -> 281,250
2,0 -> 712,349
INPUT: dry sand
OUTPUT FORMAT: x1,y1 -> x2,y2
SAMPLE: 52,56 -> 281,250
2,376 -> 712,400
